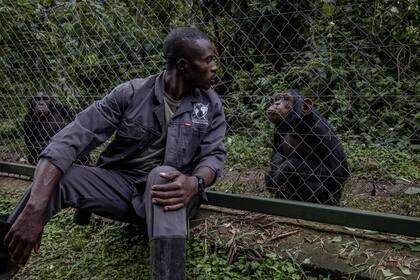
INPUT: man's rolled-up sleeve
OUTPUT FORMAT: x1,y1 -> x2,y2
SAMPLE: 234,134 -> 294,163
40,82 -> 133,174
195,100 -> 227,184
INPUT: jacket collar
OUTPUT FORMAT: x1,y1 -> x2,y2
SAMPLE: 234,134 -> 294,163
153,71 -> 165,105
173,88 -> 201,118
152,72 -> 165,131
153,71 -> 203,119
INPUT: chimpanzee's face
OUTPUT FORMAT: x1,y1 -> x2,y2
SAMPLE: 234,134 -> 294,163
184,39 -> 217,90
267,92 -> 294,124
33,93 -> 52,117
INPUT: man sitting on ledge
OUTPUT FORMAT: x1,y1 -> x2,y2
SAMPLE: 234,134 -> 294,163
0,27 -> 226,280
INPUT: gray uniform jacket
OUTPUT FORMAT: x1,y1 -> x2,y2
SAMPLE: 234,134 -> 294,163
41,72 -> 227,183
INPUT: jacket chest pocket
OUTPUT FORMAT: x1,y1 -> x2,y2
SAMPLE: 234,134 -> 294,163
177,124 -> 208,166
108,124 -> 159,158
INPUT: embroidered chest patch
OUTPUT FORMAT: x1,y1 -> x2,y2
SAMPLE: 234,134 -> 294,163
192,103 -> 209,126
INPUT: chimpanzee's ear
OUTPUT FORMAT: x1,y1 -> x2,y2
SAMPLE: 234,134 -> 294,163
302,98 -> 313,115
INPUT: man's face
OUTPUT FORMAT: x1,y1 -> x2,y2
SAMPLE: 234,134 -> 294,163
184,39 -> 217,90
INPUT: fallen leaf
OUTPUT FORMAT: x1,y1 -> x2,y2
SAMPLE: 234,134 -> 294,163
404,187 -> 420,195
302,258 -> 311,264
381,269 -> 393,277
398,265 -> 411,276
363,230 -> 378,234
332,236 -> 342,242
343,227 -> 356,232
266,253 -> 277,259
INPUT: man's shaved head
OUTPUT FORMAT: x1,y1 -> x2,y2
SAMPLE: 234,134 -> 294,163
163,27 -> 210,69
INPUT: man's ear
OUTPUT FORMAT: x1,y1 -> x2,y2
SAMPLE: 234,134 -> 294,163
176,58 -> 189,73
302,98 -> 313,115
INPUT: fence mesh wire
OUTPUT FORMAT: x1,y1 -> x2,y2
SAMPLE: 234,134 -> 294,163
0,1 -> 419,215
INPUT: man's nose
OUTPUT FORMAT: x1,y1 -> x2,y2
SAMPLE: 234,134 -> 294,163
211,62 -> 217,72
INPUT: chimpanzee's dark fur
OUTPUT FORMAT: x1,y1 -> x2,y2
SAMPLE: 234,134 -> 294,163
265,90 -> 350,205
23,91 -> 90,165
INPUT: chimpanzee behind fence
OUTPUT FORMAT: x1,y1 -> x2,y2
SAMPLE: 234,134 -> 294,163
23,91 -> 90,165
265,89 -> 350,205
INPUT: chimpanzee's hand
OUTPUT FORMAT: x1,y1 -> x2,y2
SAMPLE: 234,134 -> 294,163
151,171 -> 198,211
4,206 -> 44,267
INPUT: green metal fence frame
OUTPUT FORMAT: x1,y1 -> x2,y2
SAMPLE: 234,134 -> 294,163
1,161 -> 419,238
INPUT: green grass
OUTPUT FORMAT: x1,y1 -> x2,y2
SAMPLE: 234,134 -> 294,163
1,194 -> 338,280
342,191 -> 420,216
344,141 -> 420,181
224,133 -> 272,170
223,134 -> 419,182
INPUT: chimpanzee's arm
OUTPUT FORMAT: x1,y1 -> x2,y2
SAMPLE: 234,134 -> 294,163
265,151 -> 284,193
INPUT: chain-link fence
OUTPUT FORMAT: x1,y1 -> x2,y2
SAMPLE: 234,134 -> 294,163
0,1 -> 419,216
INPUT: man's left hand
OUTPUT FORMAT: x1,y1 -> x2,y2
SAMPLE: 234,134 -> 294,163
151,171 -> 198,211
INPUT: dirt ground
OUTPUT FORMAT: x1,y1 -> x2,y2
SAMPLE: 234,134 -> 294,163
1,175 -> 419,279
192,207 -> 420,279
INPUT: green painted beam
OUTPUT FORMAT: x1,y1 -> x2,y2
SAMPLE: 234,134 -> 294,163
1,161 -> 419,237
204,191 -> 420,238
0,161 -> 34,178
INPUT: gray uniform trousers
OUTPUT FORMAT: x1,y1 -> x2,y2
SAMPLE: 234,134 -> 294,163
6,165 -> 199,240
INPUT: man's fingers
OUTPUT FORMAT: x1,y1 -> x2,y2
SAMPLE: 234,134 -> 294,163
163,203 -> 185,211
151,190 -> 181,199
7,235 -> 19,255
159,171 -> 181,180
34,240 -> 41,254
4,228 -> 13,244
10,240 -> 26,262
18,245 -> 32,266
19,253 -> 31,267
152,197 -> 183,206
152,182 -> 180,192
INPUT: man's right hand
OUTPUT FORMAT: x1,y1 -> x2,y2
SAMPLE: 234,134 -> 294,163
4,206 -> 44,266
4,158 -> 63,267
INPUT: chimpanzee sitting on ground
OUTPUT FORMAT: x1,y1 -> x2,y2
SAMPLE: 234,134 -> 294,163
23,91 -> 90,165
265,89 -> 350,205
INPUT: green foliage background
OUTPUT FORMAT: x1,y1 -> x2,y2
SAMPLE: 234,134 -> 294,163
0,2 -> 418,277
0,0 -> 419,179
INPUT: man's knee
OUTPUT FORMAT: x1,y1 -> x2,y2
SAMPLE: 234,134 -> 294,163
147,165 -> 178,186
149,165 -> 178,176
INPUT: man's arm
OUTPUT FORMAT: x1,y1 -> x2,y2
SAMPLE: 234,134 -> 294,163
5,81 -> 136,266
5,159 -> 62,266
40,81 -> 134,174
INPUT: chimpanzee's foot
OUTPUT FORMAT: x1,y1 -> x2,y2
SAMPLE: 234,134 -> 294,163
0,219 -> 19,280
